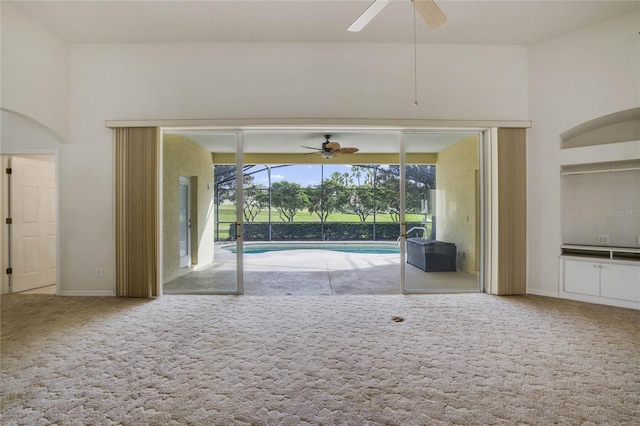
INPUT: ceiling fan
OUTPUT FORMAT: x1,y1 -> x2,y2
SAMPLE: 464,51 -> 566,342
348,0 -> 447,32
301,135 -> 360,159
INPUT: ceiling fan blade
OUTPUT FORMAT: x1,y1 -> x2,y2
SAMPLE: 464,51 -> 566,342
347,0 -> 390,32
415,0 -> 447,29
335,147 -> 359,154
301,145 -> 321,151
325,141 -> 341,150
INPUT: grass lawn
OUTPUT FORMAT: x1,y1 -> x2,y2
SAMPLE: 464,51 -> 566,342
215,204 -> 428,240
216,204 -> 425,223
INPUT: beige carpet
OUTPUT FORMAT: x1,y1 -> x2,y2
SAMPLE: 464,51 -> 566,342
1,293 -> 639,425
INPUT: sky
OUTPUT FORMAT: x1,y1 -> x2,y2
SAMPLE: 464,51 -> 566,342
245,164 -> 356,187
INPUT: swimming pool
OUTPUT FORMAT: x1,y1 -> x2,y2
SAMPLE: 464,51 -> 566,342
221,242 -> 400,255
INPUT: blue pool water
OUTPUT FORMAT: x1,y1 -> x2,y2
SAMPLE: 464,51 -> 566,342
222,242 -> 400,255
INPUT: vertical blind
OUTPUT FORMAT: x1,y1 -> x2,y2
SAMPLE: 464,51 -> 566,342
115,127 -> 160,297
496,127 -> 527,295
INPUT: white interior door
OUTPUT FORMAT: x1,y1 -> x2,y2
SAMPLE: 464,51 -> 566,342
179,176 -> 191,268
9,156 -> 56,292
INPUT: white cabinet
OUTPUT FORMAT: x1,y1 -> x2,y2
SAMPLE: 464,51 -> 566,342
561,253 -> 640,309
600,263 -> 640,302
563,259 -> 601,296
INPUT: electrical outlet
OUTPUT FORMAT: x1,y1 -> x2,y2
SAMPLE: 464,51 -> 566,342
596,235 -> 609,245
96,268 -> 103,278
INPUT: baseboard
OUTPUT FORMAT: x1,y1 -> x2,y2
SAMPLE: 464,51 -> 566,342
58,290 -> 115,297
560,291 -> 640,310
527,288 -> 559,298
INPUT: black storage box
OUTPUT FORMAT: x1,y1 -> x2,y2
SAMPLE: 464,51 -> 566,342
407,238 -> 457,272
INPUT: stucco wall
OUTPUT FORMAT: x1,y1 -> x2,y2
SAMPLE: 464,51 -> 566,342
163,135 -> 215,283
435,136 -> 479,275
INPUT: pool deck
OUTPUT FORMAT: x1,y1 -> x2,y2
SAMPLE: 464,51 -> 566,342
163,243 -> 480,295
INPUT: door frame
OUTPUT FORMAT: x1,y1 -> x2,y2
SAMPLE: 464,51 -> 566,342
120,119 -> 528,297
158,130 -> 244,295
399,130 -> 488,294
1,149 -> 60,295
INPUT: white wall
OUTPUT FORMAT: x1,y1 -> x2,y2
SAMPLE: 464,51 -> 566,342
0,3 -> 72,293
4,5 -> 636,297
3,4 -> 530,294
527,13 -> 640,297
64,42 -> 527,294
69,42 -> 528,126
562,170 -> 640,248
0,2 -> 70,141
2,109 -> 115,295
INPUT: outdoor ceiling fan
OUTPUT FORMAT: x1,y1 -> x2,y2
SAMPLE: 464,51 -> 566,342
301,135 -> 359,159
348,0 -> 447,32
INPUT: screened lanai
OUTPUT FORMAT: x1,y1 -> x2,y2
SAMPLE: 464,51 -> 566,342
160,129 -> 482,295
213,164 -> 436,243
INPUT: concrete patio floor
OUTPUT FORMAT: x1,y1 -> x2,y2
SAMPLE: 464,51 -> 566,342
163,244 -> 480,295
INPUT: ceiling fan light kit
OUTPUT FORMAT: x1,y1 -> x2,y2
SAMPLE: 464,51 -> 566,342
301,135 -> 359,159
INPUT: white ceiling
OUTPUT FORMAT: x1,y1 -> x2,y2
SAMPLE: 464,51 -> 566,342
9,0 -> 639,45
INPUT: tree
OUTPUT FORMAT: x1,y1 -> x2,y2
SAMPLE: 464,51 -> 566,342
348,189 -> 375,222
384,165 -> 436,214
386,165 -> 436,189
351,165 -> 363,185
213,165 -> 238,204
377,172 -> 401,222
330,171 -> 351,188
405,165 -> 436,216
270,180 -> 310,222
306,184 -> 331,222
347,166 -> 376,222
307,175 -> 350,221
242,185 -> 268,222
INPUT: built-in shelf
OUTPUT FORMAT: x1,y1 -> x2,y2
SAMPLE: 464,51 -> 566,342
558,111 -> 640,309
560,107 -> 640,149
560,159 -> 640,175
561,244 -> 640,262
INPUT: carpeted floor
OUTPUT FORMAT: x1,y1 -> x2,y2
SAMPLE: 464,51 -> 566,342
1,293 -> 639,425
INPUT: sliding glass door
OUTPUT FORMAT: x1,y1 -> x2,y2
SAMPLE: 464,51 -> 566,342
162,131 -> 243,294
162,127 -> 484,295
401,132 -> 482,293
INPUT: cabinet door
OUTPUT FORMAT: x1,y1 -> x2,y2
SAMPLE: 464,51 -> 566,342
600,263 -> 640,302
564,259 -> 600,296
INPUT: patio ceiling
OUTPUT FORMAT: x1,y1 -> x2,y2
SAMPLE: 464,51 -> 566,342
166,129 -> 478,155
